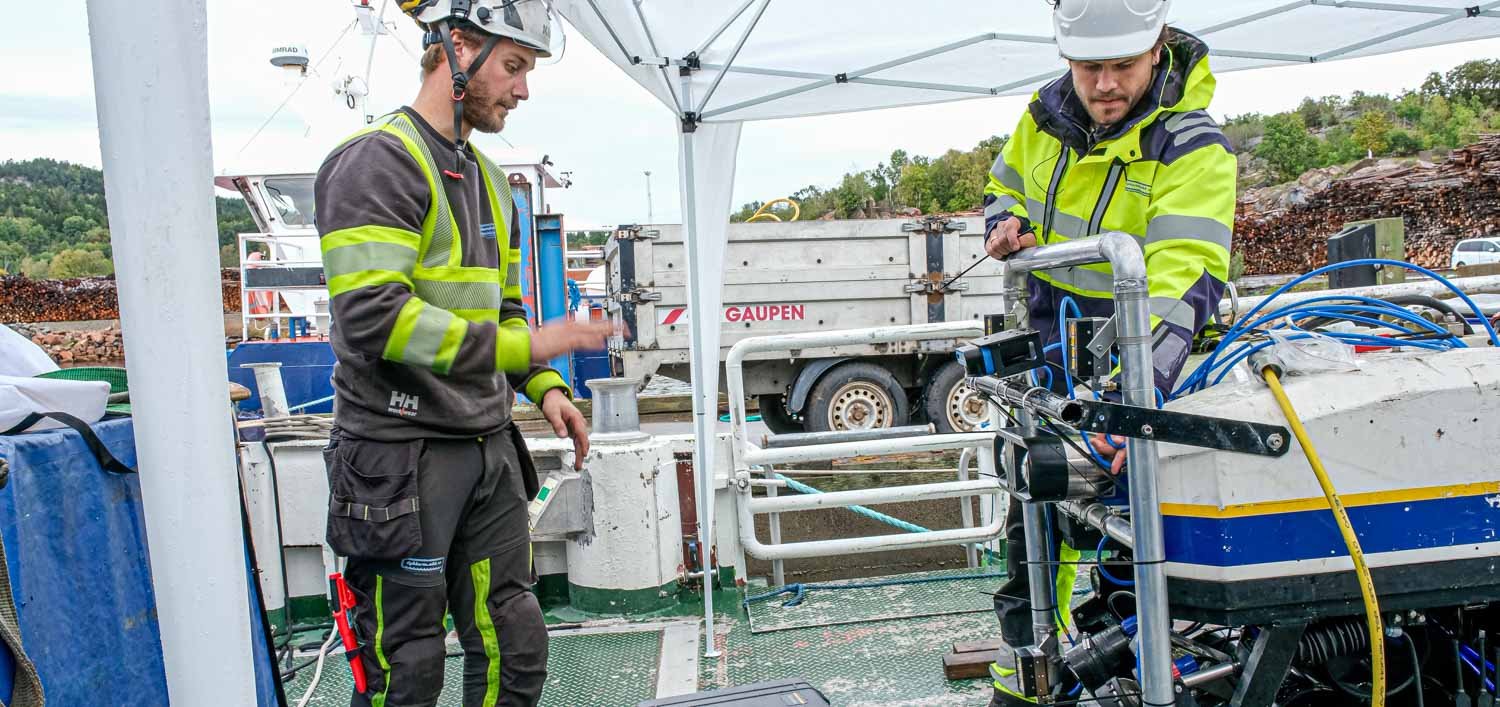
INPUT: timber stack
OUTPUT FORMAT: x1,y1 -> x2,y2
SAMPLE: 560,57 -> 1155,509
0,270 -> 242,323
1235,134 -> 1500,275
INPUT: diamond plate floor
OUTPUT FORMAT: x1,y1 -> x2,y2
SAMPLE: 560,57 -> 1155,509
745,566 -> 1008,634
285,628 -> 664,707
286,568 -> 1023,706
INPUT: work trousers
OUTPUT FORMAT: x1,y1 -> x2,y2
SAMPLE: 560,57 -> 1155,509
324,426 -> 546,707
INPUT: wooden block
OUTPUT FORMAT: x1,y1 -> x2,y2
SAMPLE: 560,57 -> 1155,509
228,382 -> 252,402
943,649 -> 1002,680
951,639 -> 1004,655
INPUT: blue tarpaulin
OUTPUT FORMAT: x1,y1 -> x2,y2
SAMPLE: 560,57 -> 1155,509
0,417 -> 278,706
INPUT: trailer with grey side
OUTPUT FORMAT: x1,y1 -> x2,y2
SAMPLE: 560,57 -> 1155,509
603,216 -> 1003,434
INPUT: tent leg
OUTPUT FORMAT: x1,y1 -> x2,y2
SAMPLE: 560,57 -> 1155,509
679,102 -> 723,660
85,0 -> 258,703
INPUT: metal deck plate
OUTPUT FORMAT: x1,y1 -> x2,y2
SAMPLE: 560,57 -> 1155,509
287,568 -> 1020,706
287,626 -> 666,706
745,566 -> 1006,634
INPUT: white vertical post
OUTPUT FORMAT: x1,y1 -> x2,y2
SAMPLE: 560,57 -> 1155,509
243,362 -> 291,418
680,125 -> 721,658
85,1 -> 259,704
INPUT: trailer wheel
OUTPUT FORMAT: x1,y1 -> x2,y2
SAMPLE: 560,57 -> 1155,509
804,362 -> 909,433
924,361 -> 986,434
757,394 -> 804,435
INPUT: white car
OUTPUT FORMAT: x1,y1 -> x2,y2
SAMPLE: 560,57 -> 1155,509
1451,237 -> 1500,268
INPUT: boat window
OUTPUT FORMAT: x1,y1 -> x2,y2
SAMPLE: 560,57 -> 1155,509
263,177 -> 317,228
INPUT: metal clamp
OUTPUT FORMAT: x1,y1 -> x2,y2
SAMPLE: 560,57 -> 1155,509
1085,314 -> 1119,360
905,276 -> 970,294
614,226 -> 661,241
616,288 -> 662,304
901,216 -> 968,234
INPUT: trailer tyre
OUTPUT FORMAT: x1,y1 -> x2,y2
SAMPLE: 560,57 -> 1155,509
757,394 -> 804,435
804,362 -> 909,433
924,360 -> 986,434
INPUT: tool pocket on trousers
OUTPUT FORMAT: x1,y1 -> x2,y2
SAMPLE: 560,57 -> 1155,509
324,437 -> 423,559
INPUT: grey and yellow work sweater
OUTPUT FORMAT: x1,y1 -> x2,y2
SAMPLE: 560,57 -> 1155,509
314,107 -> 568,441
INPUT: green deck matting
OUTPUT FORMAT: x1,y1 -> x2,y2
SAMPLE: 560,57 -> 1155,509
745,566 -> 1007,634
285,568 -> 1024,706
285,626 -> 666,706
702,606 -> 996,706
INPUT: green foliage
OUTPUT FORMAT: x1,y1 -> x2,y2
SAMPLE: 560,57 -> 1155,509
1233,60 -> 1500,186
730,60 -> 1500,214
0,158 -> 257,279
1387,129 -> 1424,156
569,230 -> 612,247
1320,126 -> 1365,165
1296,96 -> 1343,130
1256,114 -> 1323,183
217,198 -> 256,249
1352,111 -> 1393,156
1228,251 -> 1246,282
20,256 -> 49,279
1422,59 -> 1500,108
220,244 -> 240,269
0,240 -> 25,274
732,138 -> 1008,222
48,248 -> 113,278
1222,113 -> 1265,152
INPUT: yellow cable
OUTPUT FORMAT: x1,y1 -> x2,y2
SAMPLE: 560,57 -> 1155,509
746,197 -> 800,223
1261,368 -> 1385,706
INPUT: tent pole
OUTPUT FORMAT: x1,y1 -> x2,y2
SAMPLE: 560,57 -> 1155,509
1191,0 -> 1309,36
1316,0 -> 1500,60
85,0 -> 258,703
701,32 -> 994,120
695,0 -> 758,56
630,0 -> 686,112
695,0 -> 774,114
679,73 -> 723,660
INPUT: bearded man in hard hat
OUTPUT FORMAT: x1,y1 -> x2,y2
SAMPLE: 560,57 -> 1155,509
981,0 -> 1233,703
313,1 -> 610,704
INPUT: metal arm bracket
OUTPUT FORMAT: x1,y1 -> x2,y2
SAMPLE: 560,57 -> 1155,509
1075,400 -> 1291,457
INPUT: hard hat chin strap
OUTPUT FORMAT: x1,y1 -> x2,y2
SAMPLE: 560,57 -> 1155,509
436,18 -> 502,174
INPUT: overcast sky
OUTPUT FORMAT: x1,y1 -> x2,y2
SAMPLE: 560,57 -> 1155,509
3,2 -> 1498,231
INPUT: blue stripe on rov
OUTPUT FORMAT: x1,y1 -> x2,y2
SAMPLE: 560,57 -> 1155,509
1162,493 -> 1500,568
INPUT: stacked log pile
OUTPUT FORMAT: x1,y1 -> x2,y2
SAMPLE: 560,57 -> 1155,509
0,270 -> 242,323
0,276 -> 120,323
1235,136 -> 1500,275
9,323 -> 125,364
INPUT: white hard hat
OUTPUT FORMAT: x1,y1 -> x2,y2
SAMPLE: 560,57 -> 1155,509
1053,0 -> 1171,61
401,0 -> 553,58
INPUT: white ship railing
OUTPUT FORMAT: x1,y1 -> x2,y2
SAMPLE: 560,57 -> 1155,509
724,321 -> 1005,562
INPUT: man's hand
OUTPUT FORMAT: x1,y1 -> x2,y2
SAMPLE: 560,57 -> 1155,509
541,388 -> 590,470
1088,433 -> 1128,475
984,216 -> 1038,260
530,320 -> 613,363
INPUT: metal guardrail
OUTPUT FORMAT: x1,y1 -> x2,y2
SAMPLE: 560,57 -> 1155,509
238,233 -> 327,340
723,321 -> 1006,562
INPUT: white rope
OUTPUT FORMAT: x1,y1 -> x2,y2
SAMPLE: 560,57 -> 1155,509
295,629 -> 341,707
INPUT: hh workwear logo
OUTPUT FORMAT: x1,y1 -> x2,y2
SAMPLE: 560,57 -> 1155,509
1124,179 -> 1152,198
388,391 -> 420,417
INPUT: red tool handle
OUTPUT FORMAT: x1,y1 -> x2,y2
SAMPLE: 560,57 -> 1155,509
330,573 -> 369,694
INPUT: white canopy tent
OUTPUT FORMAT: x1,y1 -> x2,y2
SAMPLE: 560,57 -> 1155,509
552,0 -> 1500,657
